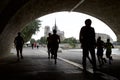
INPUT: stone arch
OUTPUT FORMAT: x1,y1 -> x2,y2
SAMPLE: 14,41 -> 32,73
0,0 -> 120,56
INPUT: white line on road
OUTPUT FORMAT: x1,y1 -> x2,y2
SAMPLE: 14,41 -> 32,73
58,57 -> 118,80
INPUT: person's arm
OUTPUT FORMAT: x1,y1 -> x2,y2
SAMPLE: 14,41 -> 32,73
46,37 -> 48,44
79,28 -> 83,43
79,28 -> 84,48
93,28 -> 96,47
111,43 -> 114,48
58,36 -> 60,43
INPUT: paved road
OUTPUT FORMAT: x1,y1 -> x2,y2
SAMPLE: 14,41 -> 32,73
10,47 -> 120,80
58,48 -> 120,80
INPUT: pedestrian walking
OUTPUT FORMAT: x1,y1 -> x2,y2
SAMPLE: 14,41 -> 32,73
79,19 -> 97,72
96,36 -> 106,67
105,38 -> 114,64
14,32 -> 24,61
46,33 -> 53,59
31,43 -> 34,49
36,43 -> 39,49
51,29 -> 60,64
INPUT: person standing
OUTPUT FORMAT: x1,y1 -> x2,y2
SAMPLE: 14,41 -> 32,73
105,38 -> 114,64
79,19 -> 97,72
14,32 -> 24,61
51,29 -> 60,64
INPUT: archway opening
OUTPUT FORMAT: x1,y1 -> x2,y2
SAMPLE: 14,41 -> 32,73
32,11 -> 117,42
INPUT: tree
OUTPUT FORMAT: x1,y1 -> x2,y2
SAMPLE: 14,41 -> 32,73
39,36 -> 47,44
36,39 -> 41,44
21,19 -> 41,42
62,37 -> 77,48
30,38 -> 36,44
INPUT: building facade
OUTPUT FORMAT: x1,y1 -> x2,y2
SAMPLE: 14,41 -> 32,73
44,21 -> 65,41
96,33 -> 113,42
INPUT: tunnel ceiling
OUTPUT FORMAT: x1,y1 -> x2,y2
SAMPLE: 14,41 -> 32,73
0,0 -> 120,39
0,0 -> 120,55
0,0 -> 120,40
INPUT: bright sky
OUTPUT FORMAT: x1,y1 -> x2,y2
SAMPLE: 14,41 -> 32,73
32,11 -> 117,41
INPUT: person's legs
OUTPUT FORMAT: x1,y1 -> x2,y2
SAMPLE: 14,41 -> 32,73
16,47 -> 20,61
106,51 -> 112,64
51,47 -> 54,59
20,46 -> 23,59
82,47 -> 89,71
87,54 -> 92,64
97,49 -> 103,66
100,54 -> 105,65
89,47 -> 96,71
47,44 -> 51,59
97,55 -> 101,66
54,52 -> 57,64
48,48 -> 50,59
108,52 -> 112,64
54,46 -> 58,64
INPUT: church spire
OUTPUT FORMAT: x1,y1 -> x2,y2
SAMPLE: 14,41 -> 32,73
52,18 -> 58,31
54,19 -> 57,30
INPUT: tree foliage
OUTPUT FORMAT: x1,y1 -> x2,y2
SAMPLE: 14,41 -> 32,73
62,37 -> 77,48
39,36 -> 47,44
21,19 -> 41,42
30,38 -> 36,44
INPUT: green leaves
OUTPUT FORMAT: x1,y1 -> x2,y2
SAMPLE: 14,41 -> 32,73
62,37 -> 77,48
21,19 -> 41,42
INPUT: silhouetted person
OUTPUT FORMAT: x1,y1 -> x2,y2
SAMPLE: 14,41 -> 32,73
36,43 -> 39,49
96,36 -> 106,67
14,32 -> 24,61
34,42 -> 36,48
47,33 -> 52,59
51,29 -> 60,64
105,38 -> 114,64
31,43 -> 34,49
79,19 -> 97,72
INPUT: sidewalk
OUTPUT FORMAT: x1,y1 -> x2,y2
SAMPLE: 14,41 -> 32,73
0,48 -> 105,80
56,48 -> 120,80
97,54 -> 120,80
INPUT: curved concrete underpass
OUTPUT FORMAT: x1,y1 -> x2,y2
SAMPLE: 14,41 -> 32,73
0,0 -> 120,56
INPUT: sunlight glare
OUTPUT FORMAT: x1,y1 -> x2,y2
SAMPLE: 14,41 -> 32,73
32,11 -> 117,41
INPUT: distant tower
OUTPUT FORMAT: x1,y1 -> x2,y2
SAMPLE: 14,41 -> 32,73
52,19 -> 58,31
44,26 -> 50,37
52,19 -> 65,41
